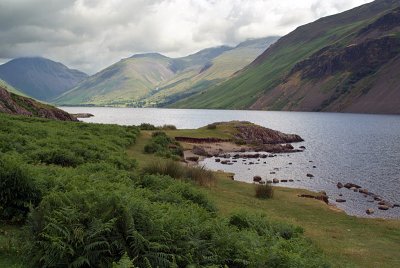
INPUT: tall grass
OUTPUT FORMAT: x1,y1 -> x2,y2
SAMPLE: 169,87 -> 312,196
142,159 -> 216,187
255,183 -> 274,199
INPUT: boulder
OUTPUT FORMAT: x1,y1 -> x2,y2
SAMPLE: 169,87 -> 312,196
306,173 -> 314,178
192,146 -> 209,156
393,204 -> 400,208
366,208 -> 374,215
270,172 -> 276,174
289,179 -> 294,182
186,156 -> 199,162
273,178 -> 279,183
300,146 -> 306,149
337,182 -> 344,189
215,158 -> 221,162
253,176 -> 262,182
344,183 -> 361,189
336,199 -> 346,203
280,179 -> 288,183
378,205 -> 389,210
359,188 -> 368,194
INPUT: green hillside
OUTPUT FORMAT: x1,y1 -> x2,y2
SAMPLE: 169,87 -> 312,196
0,79 -> 28,97
173,0 -> 400,114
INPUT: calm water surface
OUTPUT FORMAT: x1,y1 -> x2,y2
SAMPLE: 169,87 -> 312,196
62,107 -> 400,218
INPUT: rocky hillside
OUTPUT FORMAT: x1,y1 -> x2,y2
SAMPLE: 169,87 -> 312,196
174,0 -> 400,114
0,85 -> 77,121
0,57 -> 88,101
55,37 -> 278,107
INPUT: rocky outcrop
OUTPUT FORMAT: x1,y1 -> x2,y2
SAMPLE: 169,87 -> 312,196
234,123 -> 303,145
291,36 -> 400,80
0,86 -> 77,121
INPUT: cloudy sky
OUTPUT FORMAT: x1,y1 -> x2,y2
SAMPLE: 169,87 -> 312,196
0,0 -> 372,74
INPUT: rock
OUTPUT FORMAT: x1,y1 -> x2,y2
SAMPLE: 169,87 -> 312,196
378,205 -> 389,210
267,180 -> 273,183
253,176 -> 262,182
306,173 -> 314,178
259,181 -> 266,184
215,158 -> 221,162
300,146 -> 306,149
393,204 -> 400,208
192,146 -> 209,156
289,179 -> 294,182
359,188 -> 368,194
221,160 -> 229,165
281,179 -> 288,183
378,201 -> 386,205
289,162 -> 292,165
273,178 -> 279,183
353,189 -> 359,192
319,191 -> 327,196
337,182 -> 344,189
374,196 -> 382,201
270,172 -> 276,174
313,166 -> 316,168
336,199 -> 346,203
366,208 -> 374,215
228,175 -> 234,180
273,167 -> 279,171
344,183 -> 361,189
186,156 -> 199,162
339,194 -> 343,196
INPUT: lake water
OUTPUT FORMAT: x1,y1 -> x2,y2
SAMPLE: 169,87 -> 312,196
62,107 -> 400,219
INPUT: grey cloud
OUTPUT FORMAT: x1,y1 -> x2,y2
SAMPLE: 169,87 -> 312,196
0,0 -> 373,74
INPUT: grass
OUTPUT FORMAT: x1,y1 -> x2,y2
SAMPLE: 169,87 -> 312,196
128,127 -> 400,268
255,183 -> 274,199
142,158 -> 216,187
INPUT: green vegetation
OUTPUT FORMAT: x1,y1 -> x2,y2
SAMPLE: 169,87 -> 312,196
0,113 -> 329,267
143,131 -> 183,159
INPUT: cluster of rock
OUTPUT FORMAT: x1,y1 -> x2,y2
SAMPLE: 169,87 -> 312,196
234,123 -> 304,145
336,182 -> 399,214
252,176 -> 295,185
298,193 -> 329,204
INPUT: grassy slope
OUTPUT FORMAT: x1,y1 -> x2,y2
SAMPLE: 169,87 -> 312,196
127,128 -> 400,268
172,0 -> 399,110
0,79 -> 28,97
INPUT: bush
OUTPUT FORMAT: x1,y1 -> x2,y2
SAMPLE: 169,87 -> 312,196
139,123 -> 157,130
206,123 -> 217,129
160,124 -> 177,130
0,154 -> 41,222
144,132 -> 183,158
255,183 -> 274,199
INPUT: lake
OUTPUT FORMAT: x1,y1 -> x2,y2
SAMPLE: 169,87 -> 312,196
61,107 -> 400,219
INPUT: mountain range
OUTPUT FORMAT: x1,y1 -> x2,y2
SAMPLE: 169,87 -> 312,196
0,57 -> 88,101
173,0 -> 400,114
54,37 -> 279,107
0,0 -> 399,114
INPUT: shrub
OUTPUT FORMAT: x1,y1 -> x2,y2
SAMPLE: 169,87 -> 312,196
0,155 -> 41,222
139,123 -> 158,130
34,148 -> 83,167
255,183 -> 274,199
144,132 -> 183,158
206,123 -> 217,129
160,124 -> 177,130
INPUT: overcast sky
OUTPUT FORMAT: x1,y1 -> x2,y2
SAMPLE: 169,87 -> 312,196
0,0 -> 372,74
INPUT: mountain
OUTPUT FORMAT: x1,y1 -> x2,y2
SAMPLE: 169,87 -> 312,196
145,36 -> 279,107
0,57 -> 88,101
173,0 -> 400,114
55,37 -> 278,107
0,84 -> 77,121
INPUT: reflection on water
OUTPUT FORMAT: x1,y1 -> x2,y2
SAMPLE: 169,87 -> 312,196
61,107 -> 400,218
